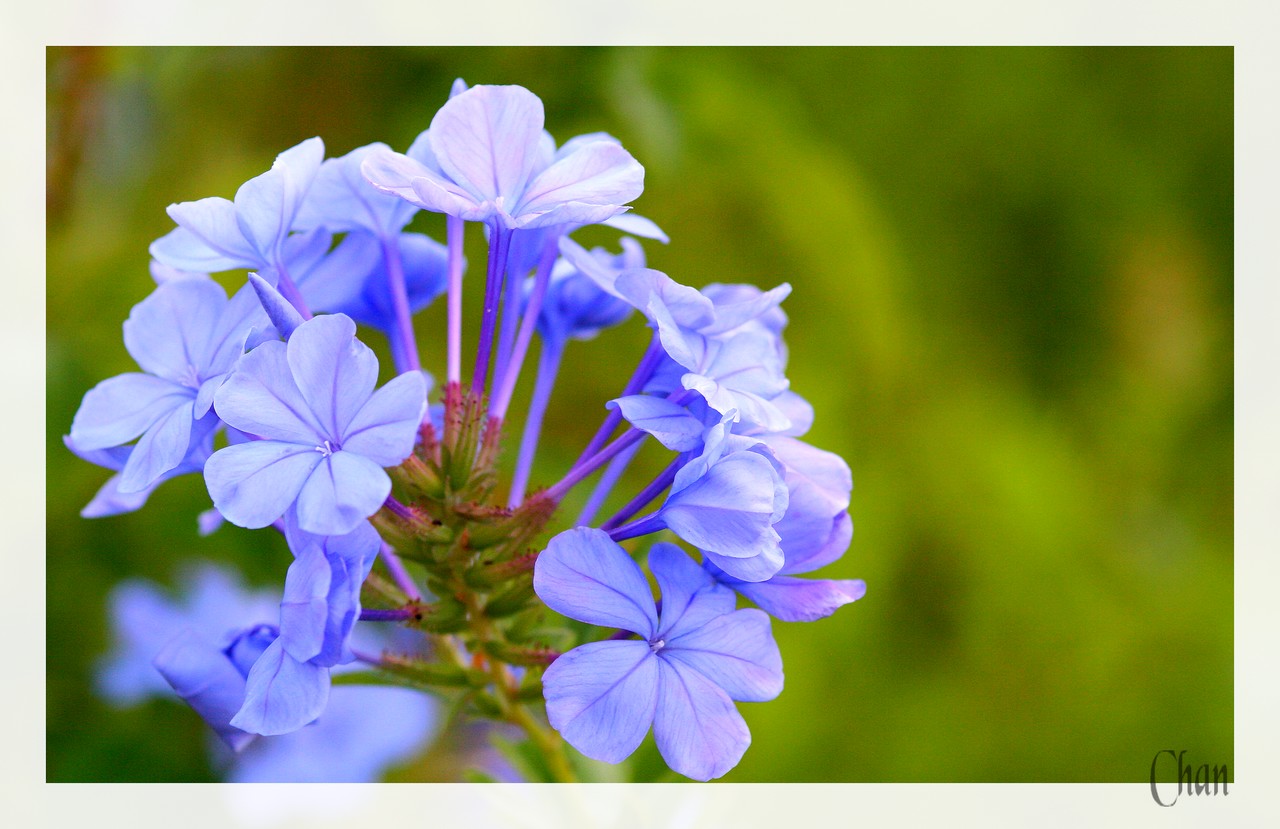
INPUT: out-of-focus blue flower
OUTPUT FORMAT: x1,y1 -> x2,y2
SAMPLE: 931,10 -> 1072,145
294,231 -> 448,333
97,564 -> 437,780
534,529 -> 783,781
150,138 -> 325,276
362,85 -> 644,230
205,313 -> 426,535
534,239 -> 641,344
67,278 -> 269,492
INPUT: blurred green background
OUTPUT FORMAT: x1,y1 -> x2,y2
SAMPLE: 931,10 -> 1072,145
46,47 -> 1232,782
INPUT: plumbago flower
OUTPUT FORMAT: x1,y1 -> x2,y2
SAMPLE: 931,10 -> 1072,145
70,79 -> 863,783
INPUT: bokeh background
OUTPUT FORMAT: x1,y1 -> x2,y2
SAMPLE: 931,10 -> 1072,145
46,47 -> 1232,783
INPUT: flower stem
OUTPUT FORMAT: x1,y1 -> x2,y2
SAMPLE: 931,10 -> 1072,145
379,232 -> 421,373
379,542 -> 421,601
446,216 -> 465,385
508,338 -> 564,508
546,428 -> 647,502
576,437 -> 645,526
473,225 -> 512,395
491,234 -> 560,422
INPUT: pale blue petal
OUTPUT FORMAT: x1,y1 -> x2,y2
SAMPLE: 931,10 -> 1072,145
703,544 -> 785,583
122,279 -> 226,384
278,544 -> 331,663
660,451 -> 786,564
231,638 -> 330,736
652,658 -> 750,781
533,528 -> 658,636
663,609 -> 783,702
607,395 -> 703,452
117,399 -> 196,492
430,84 -> 544,204
295,451 -> 390,536
153,628 -> 256,752
296,143 -> 417,235
249,273 -> 305,340
293,231 -> 381,314
602,212 -> 669,242
81,472 -> 156,518
542,640 -> 658,764
286,314 -> 378,438
516,141 -> 644,226
204,440 -> 323,529
213,340 -> 325,445
233,138 -> 324,260
648,542 -> 736,640
615,268 -> 717,332
361,148 -> 481,217
205,281 -> 272,375
69,373 -> 193,450
153,197 -> 261,271
732,575 -> 865,623
782,511 -> 853,576
340,371 -> 427,466
701,283 -> 792,337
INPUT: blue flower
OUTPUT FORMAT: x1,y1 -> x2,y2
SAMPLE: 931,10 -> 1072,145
534,528 -> 783,781
150,137 -> 325,275
362,84 -> 644,230
67,278 -> 269,492
64,432 -> 212,518
706,435 -> 864,621
205,313 -> 427,535
98,565 -> 437,780
292,230 -> 449,334
534,239 -> 642,344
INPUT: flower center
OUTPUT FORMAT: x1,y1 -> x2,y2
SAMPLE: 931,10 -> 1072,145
314,439 -> 336,457
649,638 -> 665,654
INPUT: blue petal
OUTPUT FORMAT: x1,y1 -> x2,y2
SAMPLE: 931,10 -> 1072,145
533,527 -> 658,636
516,141 -> 644,228
731,575 -> 865,623
233,138 -> 324,261
663,608 -> 783,702
204,440 -> 323,529
430,85 -> 545,206
294,451 -> 391,536
295,143 -> 418,236
782,511 -> 853,576
286,314 -> 378,439
152,197 -> 261,272
117,399 -> 197,493
213,339 -> 325,445
701,283 -> 791,337
648,542 -> 736,640
122,279 -> 226,384
231,638 -> 330,736
69,373 -> 193,451
602,212 -> 669,243
249,272 -> 305,340
652,657 -> 751,781
607,395 -> 703,452
278,545 -> 331,663
702,545 -> 784,583
542,640 -> 658,764
660,451 -> 786,569
153,628 -> 256,752
340,371 -> 427,466
361,148 -> 481,218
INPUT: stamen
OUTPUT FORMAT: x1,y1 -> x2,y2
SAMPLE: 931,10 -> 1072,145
649,639 -> 665,654
315,439 -> 334,456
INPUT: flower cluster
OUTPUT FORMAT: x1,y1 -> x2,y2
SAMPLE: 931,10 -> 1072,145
70,80 -> 863,782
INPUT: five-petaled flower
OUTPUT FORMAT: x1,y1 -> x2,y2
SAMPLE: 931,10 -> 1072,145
205,313 -> 426,535
535,528 -> 784,781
